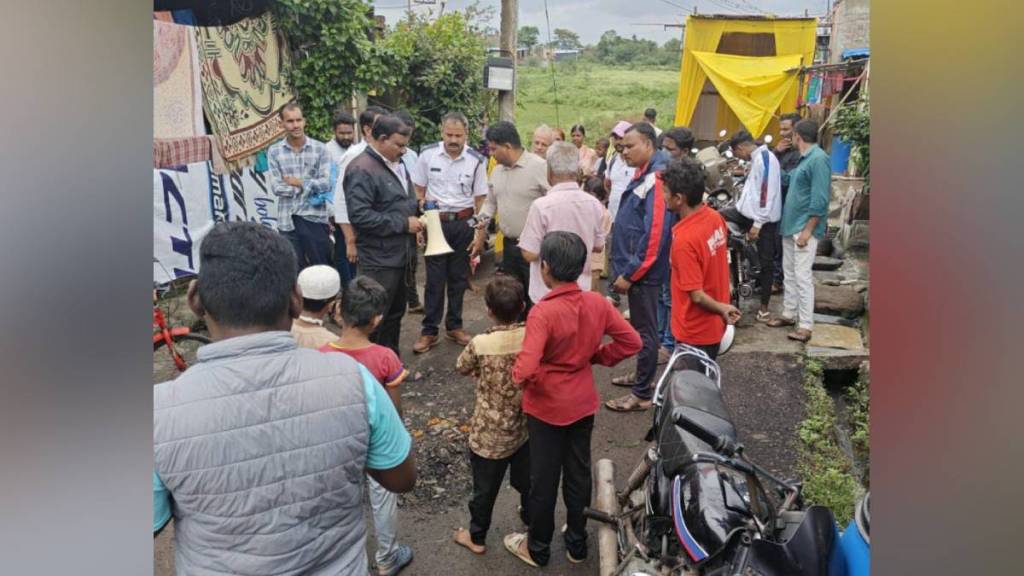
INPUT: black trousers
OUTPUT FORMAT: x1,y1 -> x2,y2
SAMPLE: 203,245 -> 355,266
527,415 -> 594,566
406,236 -> 421,307
500,238 -> 533,319
720,207 -> 778,307
283,215 -> 331,270
628,282 -> 661,400
468,443 -> 531,546
359,265 -> 406,356
422,218 -> 474,336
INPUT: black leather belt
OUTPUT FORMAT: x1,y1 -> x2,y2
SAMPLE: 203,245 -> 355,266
438,207 -> 474,221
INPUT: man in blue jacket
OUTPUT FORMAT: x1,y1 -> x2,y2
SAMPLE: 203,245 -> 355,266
605,123 -> 674,412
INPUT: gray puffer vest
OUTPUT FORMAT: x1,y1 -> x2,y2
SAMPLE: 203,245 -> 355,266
154,331 -> 370,575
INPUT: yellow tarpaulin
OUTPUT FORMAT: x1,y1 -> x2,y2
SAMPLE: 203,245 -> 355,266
691,52 -> 802,137
673,16 -> 817,134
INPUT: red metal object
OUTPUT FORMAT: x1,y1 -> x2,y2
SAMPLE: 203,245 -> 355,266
153,305 -> 192,372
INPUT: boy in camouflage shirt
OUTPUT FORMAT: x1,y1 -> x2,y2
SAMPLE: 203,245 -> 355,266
452,276 -> 530,554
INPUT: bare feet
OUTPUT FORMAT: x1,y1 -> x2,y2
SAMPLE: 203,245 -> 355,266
453,528 -> 486,554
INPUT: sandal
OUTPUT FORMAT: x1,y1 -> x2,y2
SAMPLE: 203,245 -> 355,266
503,532 -> 539,568
605,394 -> 652,412
756,310 -> 772,323
766,317 -> 796,328
787,329 -> 812,343
611,373 -> 635,387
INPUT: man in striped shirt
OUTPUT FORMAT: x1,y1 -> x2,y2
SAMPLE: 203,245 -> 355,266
268,102 -> 332,269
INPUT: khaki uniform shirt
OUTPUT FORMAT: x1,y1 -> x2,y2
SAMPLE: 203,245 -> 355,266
481,151 -> 549,239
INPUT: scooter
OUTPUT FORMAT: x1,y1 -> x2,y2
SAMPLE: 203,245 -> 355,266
587,344 -> 848,576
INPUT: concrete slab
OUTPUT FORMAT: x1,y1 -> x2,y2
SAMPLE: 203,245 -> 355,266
808,324 -> 864,351
815,285 -> 865,319
806,347 -> 871,371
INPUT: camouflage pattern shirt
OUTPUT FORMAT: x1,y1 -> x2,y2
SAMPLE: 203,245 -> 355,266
456,323 -> 528,459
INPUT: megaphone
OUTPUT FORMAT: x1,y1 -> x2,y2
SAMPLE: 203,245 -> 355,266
420,202 -> 454,257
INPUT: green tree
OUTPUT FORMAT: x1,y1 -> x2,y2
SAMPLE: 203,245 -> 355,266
552,28 -> 581,49
379,12 -> 488,148
518,25 -> 540,53
271,0 -> 388,140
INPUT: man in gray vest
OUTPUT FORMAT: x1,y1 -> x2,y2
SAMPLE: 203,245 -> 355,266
153,221 -> 416,576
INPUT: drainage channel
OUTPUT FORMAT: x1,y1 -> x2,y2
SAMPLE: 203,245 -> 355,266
823,367 -> 867,485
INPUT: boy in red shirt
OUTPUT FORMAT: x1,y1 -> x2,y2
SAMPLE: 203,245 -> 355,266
661,158 -> 741,358
506,231 -> 642,568
320,276 -> 412,576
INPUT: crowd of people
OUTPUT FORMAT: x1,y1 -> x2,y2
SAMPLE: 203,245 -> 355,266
153,101 -> 833,575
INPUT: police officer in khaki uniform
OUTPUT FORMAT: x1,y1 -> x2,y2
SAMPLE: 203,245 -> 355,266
410,112 -> 488,353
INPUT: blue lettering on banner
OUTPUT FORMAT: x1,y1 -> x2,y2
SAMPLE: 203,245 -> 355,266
159,170 -> 195,276
208,166 -> 230,223
161,172 -> 187,224
230,169 -> 248,221
254,197 -> 278,229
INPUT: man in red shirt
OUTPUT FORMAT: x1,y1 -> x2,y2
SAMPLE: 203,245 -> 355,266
507,231 -> 641,568
662,158 -> 741,358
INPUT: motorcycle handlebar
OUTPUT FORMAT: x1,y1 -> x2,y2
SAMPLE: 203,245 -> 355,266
672,409 -> 740,457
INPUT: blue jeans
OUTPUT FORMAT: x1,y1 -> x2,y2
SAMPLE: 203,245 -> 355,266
656,280 -> 675,351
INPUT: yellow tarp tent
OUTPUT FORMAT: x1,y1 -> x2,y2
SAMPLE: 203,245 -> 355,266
673,16 -> 817,137
691,52 -> 803,137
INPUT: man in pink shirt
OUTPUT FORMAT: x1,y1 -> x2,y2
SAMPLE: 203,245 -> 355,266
518,142 -> 608,303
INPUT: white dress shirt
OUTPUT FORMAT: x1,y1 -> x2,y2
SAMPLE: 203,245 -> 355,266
409,143 -> 488,211
736,144 -> 782,227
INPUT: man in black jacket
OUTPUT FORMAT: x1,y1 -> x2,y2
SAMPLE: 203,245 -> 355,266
344,114 -> 424,355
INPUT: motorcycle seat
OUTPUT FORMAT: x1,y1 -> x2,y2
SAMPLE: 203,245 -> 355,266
657,369 -> 737,477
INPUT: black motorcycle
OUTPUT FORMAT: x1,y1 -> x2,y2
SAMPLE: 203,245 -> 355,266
587,345 -> 842,576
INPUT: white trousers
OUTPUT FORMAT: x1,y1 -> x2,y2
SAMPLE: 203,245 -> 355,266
782,235 -> 818,331
367,474 -> 399,566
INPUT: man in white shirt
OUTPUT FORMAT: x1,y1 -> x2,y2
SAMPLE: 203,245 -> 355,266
325,110 -> 356,165
603,121 -> 635,305
723,130 -> 782,321
325,110 -> 357,284
643,108 -> 663,137
409,112 -> 488,353
334,105 -> 388,270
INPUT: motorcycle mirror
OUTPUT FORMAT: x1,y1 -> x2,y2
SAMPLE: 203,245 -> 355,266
718,129 -> 727,138
764,134 -> 773,144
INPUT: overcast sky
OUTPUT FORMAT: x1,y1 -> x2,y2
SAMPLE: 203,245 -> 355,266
369,0 -> 831,45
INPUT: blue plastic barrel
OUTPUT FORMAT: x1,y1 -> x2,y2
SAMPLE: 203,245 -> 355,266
838,493 -> 870,575
831,136 -> 852,174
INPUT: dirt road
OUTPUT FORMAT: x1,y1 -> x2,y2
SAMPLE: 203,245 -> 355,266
154,256 -> 806,575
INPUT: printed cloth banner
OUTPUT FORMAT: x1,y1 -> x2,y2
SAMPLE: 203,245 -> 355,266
154,162 -> 280,283
194,13 -> 295,163
154,20 -> 205,138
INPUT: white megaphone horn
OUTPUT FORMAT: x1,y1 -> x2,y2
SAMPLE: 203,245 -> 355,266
420,202 -> 454,257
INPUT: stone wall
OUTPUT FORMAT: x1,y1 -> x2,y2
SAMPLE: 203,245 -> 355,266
830,0 -> 870,63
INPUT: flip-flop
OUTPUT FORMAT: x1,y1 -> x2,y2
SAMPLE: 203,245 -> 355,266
766,317 -> 796,328
503,532 -> 539,568
787,330 -> 812,343
756,310 -> 772,323
611,373 -> 635,387
605,394 -> 652,412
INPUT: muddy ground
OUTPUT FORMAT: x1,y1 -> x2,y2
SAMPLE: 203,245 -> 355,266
154,254 -> 808,575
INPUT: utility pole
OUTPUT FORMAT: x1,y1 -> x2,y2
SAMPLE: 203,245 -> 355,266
498,0 -> 518,122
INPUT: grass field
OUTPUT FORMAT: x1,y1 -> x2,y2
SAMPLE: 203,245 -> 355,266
514,62 -> 680,144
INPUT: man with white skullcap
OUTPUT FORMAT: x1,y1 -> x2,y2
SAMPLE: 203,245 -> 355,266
290,265 -> 341,349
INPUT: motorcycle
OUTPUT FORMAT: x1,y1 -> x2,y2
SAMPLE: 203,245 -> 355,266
586,344 -> 846,576
694,132 -> 762,309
